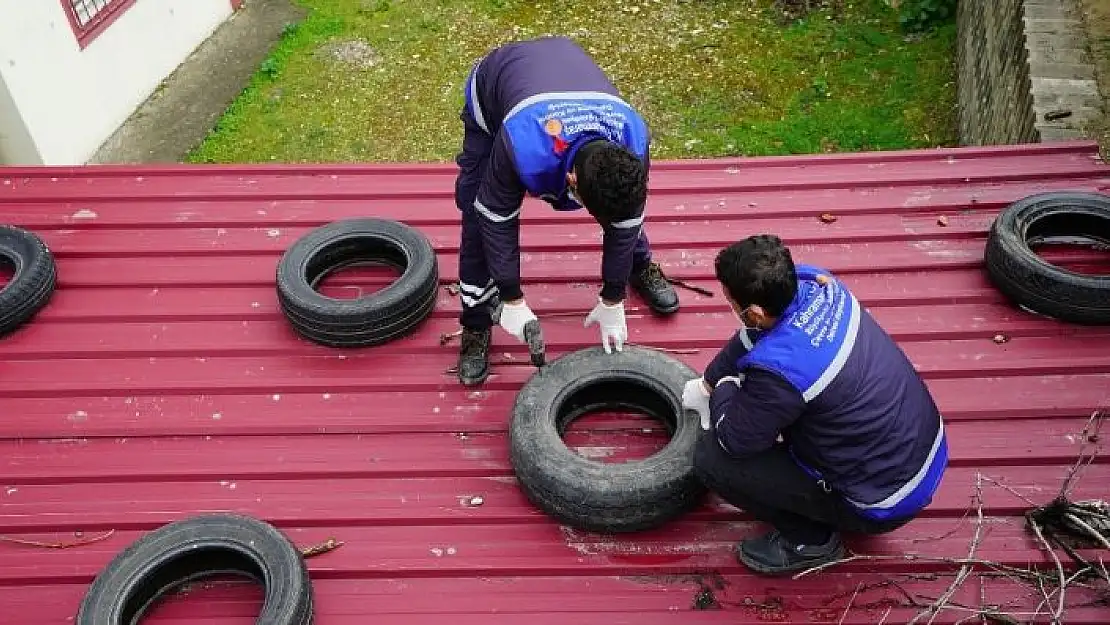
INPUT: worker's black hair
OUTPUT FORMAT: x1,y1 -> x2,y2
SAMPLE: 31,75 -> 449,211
574,140 -> 647,225
714,234 -> 798,318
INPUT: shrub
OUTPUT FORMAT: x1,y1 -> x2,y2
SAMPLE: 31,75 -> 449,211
897,0 -> 957,33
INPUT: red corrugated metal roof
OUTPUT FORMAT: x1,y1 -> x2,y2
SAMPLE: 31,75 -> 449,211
1,141 -> 1109,624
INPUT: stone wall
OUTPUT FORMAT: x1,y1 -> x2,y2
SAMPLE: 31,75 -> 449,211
957,0 -> 1101,145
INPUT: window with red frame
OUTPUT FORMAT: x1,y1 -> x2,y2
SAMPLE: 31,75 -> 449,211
62,0 -> 138,48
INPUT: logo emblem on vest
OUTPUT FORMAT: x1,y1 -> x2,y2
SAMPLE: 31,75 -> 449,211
544,118 -> 568,155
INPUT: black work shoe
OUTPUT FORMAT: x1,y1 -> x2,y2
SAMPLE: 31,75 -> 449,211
457,327 -> 491,387
629,261 -> 680,315
736,530 -> 845,576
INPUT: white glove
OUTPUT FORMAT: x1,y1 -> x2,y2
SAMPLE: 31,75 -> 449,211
584,298 -> 627,353
495,299 -> 538,342
682,378 -> 712,430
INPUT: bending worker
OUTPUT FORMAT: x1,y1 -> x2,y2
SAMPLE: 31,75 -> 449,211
451,36 -> 679,386
682,234 -> 948,576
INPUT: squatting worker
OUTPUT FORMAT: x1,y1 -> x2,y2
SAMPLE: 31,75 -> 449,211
681,234 -> 948,576
451,36 -> 680,387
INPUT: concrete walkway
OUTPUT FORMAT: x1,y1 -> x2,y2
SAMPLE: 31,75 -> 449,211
89,0 -> 305,164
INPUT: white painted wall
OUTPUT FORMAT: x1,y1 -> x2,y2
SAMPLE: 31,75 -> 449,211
0,72 -> 41,165
0,0 -> 232,165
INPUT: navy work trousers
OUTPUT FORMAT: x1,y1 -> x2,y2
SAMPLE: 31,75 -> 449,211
693,431 -> 912,544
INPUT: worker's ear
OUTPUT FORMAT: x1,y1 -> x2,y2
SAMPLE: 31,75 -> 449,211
566,171 -> 577,187
725,293 -> 771,329
747,305 -> 770,328
745,303 -> 776,329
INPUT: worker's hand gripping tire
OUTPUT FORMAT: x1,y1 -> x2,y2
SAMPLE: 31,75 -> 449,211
584,298 -> 627,354
493,299 -> 546,367
682,378 -> 712,430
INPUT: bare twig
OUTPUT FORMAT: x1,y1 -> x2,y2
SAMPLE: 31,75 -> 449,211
1030,567 -> 1089,623
821,576 -> 925,608
934,607 -> 1054,622
300,537 -> 344,558
974,565 -> 988,625
837,582 -> 862,625
794,553 -> 1043,582
979,612 -> 1021,625
1059,411 -> 1104,500
909,472 -> 987,625
628,343 -> 700,355
1063,512 -> 1110,549
0,529 -> 115,548
666,277 -> 714,297
1023,411 -> 1107,571
910,506 -> 972,543
979,474 -> 1038,507
800,410 -> 1107,623
1028,519 -> 1068,624
1072,500 -> 1110,521
1031,576 -> 1051,624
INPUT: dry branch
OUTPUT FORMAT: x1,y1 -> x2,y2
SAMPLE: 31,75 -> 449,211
0,529 -> 115,549
1058,411 -> 1104,499
837,582 -> 862,625
797,410 -> 1108,623
907,472 -> 986,624
628,343 -> 700,355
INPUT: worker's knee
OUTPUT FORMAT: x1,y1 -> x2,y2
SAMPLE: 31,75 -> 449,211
454,178 -> 480,214
692,431 -> 730,488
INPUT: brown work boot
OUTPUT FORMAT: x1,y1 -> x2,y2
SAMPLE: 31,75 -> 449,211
630,261 -> 680,315
457,327 -> 491,386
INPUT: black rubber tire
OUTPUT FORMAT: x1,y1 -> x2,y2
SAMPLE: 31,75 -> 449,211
984,191 -> 1110,325
276,218 -> 439,347
509,346 -> 706,534
75,514 -> 313,625
0,225 -> 57,338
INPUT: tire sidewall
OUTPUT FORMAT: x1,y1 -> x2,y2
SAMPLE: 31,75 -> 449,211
985,191 -> 1110,322
0,225 -> 57,337
509,346 -> 703,530
0,227 -> 31,284
76,514 -> 311,625
276,218 -> 436,320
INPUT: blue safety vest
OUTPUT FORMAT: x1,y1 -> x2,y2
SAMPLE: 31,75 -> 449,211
500,92 -> 650,209
736,264 -> 948,522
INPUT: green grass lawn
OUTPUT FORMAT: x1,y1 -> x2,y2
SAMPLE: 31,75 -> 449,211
186,0 -> 958,164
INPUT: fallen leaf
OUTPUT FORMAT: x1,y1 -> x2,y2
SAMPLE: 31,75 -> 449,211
300,537 -> 344,558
